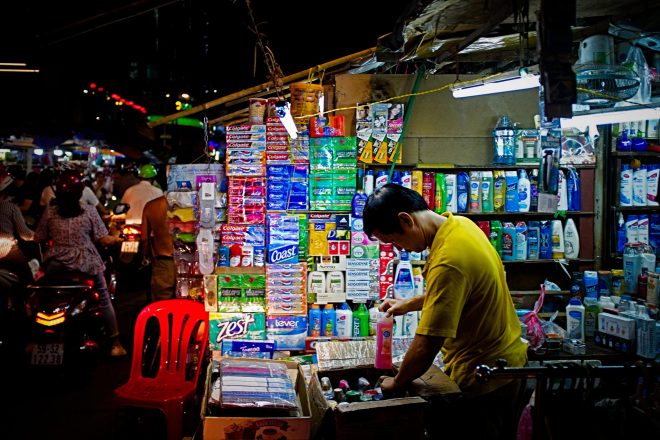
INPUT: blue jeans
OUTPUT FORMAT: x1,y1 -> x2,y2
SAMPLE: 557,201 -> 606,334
45,261 -> 120,340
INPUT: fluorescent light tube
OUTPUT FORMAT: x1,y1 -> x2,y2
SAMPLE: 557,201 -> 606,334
560,106 -> 660,131
452,74 -> 540,98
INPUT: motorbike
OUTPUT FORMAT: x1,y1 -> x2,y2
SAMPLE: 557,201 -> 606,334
110,203 -> 142,267
22,240 -> 120,376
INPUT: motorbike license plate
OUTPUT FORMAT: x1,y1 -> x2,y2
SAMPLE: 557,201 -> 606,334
121,241 -> 139,253
30,343 -> 64,365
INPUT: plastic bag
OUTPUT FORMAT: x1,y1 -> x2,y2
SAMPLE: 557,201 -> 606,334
521,285 -> 546,350
541,311 -> 567,340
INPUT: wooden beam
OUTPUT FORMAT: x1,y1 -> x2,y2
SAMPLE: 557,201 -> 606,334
433,0 -> 514,64
149,47 -> 377,128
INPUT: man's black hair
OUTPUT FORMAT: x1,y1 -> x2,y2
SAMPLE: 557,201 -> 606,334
363,183 -> 428,237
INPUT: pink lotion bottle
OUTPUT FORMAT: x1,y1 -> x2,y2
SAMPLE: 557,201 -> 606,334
375,313 -> 394,369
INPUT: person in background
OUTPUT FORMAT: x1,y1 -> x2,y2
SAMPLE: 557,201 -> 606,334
41,169 -> 109,217
111,166 -> 140,200
0,172 -> 35,284
120,164 -> 163,224
13,171 -> 40,228
141,195 -> 175,302
363,183 -> 528,440
35,170 -> 126,357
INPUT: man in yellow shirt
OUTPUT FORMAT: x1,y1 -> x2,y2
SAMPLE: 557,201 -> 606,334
363,183 -> 528,439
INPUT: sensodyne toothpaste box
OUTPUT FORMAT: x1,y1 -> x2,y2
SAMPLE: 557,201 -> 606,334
266,315 -> 308,351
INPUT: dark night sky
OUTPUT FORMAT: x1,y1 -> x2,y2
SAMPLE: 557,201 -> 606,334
0,0 -> 406,142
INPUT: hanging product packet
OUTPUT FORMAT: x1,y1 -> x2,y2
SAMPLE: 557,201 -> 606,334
521,284 -> 547,350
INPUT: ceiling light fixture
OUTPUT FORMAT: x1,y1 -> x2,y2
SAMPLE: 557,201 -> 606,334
0,62 -> 27,66
451,67 -> 540,98
560,104 -> 660,131
0,68 -> 39,73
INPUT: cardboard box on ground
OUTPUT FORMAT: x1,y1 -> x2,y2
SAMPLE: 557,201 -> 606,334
308,340 -> 462,440
202,358 -> 312,440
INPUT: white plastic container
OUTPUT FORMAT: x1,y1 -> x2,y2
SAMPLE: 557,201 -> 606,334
469,171 -> 482,213
563,218 -> 580,259
551,220 -> 565,259
566,297 -> 586,341
557,170 -> 568,211
633,165 -> 648,206
517,169 -> 531,212
647,164 -> 659,206
393,251 -> 415,299
335,303 -> 353,337
308,271 -> 326,294
445,174 -> 457,213
620,164 -> 633,207
326,271 -> 345,294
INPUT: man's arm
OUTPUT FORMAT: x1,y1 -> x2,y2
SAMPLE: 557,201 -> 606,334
380,294 -> 426,317
380,333 -> 444,393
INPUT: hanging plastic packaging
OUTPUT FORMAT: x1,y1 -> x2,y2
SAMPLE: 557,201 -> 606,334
566,167 -> 581,211
196,228 -> 215,275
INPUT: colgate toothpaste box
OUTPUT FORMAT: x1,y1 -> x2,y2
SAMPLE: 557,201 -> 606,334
208,312 -> 266,351
266,315 -> 308,351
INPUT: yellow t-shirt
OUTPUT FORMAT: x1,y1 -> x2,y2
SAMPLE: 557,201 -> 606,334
418,213 -> 528,395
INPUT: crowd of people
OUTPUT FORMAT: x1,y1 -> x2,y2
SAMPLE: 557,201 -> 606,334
0,159 -> 173,358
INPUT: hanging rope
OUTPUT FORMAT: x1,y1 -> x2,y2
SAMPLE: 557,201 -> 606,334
245,0 -> 285,97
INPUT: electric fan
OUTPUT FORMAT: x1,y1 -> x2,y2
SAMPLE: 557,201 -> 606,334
573,35 -> 640,108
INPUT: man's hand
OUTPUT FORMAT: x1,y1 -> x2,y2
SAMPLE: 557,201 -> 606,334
379,298 -> 409,317
378,375 -> 405,395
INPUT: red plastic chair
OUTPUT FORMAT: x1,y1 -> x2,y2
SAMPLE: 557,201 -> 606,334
114,299 -> 209,440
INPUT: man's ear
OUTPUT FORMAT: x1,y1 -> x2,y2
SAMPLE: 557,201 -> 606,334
398,212 -> 414,229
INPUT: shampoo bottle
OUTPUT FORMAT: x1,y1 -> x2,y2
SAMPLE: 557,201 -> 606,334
445,174 -> 457,213
647,164 -> 659,206
620,164 -> 633,207
308,303 -> 322,337
493,170 -> 506,213
335,303 -> 353,337
456,172 -> 470,213
469,171 -> 482,212
393,251 -> 415,299
563,218 -> 580,259
504,171 -> 519,212
633,164 -> 648,206
321,304 -> 336,336
375,313 -> 393,369
352,168 -> 368,218
539,220 -> 553,259
527,221 -> 540,260
517,169 -> 531,212
368,301 -> 381,336
551,220 -> 565,259
481,171 -> 494,212
557,170 -> 568,211
515,221 -> 528,260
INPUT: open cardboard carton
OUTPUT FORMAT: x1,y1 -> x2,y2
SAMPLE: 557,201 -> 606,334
308,339 -> 462,439
202,358 -> 312,440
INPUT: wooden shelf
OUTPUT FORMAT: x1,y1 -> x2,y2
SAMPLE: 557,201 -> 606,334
363,163 -> 595,170
510,290 -> 570,296
611,206 -> 660,212
462,211 -> 594,217
538,312 -> 566,318
611,150 -> 660,157
502,258 -> 595,265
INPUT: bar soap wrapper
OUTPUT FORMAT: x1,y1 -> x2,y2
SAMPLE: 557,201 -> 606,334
315,339 -> 376,371
214,359 -> 298,410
